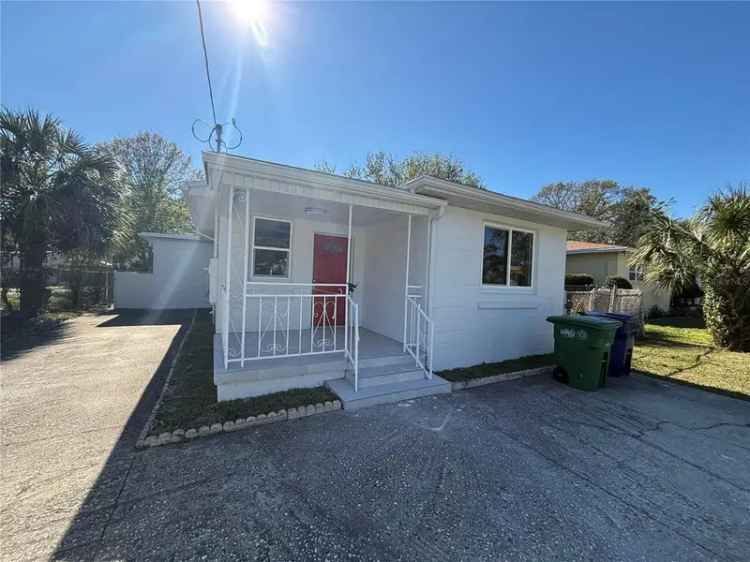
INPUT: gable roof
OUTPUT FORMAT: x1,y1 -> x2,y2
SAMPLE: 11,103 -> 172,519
566,241 -> 631,255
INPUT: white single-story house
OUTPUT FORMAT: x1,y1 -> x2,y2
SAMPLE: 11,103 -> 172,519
565,241 -> 672,313
186,152 -> 605,409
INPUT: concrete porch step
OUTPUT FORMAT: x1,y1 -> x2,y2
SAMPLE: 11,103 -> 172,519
347,364 -> 425,388
326,376 -> 451,411
358,351 -> 416,369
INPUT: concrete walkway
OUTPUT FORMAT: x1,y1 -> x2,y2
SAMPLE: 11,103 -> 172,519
2,316 -> 749,561
1,310 -> 192,562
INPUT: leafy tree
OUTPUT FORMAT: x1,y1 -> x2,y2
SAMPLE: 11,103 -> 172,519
98,132 -> 198,269
317,151 -> 484,188
0,109 -> 124,315
632,186 -> 750,351
533,180 -> 667,246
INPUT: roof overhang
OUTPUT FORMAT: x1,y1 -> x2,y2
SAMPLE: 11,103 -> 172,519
139,232 -> 212,243
201,152 -> 446,218
405,176 -> 609,231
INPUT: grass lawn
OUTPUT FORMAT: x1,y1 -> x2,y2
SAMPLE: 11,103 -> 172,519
150,310 -> 338,435
438,353 -> 555,383
633,316 -> 750,399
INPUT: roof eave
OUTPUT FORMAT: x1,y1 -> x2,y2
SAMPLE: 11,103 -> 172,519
202,152 -> 446,212
408,176 -> 609,231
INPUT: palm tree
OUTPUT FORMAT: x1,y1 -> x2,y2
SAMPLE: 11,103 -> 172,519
631,186 -> 750,351
0,109 -> 125,316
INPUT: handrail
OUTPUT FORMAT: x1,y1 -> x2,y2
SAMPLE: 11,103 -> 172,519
247,281 -> 347,288
345,296 -> 360,392
405,294 -> 434,379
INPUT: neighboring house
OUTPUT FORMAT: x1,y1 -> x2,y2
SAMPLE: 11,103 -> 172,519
565,241 -> 672,313
114,232 -> 212,310
186,152 -> 605,409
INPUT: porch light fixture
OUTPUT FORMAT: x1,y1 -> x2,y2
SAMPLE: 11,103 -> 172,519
304,207 -> 327,217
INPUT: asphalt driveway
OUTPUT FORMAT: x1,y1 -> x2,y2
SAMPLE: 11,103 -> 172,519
2,315 -> 749,561
1,310 -> 192,562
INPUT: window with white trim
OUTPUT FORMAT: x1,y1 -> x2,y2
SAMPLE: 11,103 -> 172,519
482,224 -> 534,287
252,217 -> 291,277
628,264 -> 644,281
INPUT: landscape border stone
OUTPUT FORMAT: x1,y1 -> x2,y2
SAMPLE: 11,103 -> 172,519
449,366 -> 553,391
136,399 -> 343,449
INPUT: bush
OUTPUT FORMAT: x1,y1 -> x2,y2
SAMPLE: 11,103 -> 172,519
703,284 -> 750,351
646,305 -> 666,319
565,273 -> 594,287
606,276 -> 633,289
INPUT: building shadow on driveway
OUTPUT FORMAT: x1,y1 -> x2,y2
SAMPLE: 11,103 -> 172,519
96,308 -> 197,328
50,309 -> 198,560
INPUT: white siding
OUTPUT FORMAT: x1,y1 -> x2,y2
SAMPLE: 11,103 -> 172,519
429,206 -> 567,370
114,237 -> 212,309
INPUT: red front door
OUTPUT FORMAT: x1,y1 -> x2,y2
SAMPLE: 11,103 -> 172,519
312,234 -> 348,326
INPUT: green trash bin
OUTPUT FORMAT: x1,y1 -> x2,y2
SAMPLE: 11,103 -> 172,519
546,315 -> 622,391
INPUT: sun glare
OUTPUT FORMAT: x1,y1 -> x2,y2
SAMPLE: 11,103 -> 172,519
231,0 -> 271,47
231,0 -> 269,25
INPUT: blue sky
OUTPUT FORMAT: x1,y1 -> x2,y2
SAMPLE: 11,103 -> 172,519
2,1 -> 748,217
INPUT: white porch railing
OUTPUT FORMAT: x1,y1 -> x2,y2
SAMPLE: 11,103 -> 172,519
345,299 -> 360,392
405,288 -> 434,379
225,282 -> 360,390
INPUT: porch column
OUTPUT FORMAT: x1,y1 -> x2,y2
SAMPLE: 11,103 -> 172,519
223,186 -> 234,370
345,204 -> 352,352
240,189 -> 251,367
403,214 -> 412,351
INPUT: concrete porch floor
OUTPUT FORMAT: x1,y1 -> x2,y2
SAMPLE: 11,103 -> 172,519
216,327 -> 406,373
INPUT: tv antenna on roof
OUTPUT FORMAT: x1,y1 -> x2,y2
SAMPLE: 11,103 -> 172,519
191,0 -> 243,153
192,118 -> 243,153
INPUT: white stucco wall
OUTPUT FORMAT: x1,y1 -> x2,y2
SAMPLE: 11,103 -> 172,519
429,206 -> 567,371
359,215 -> 428,343
114,236 -> 212,309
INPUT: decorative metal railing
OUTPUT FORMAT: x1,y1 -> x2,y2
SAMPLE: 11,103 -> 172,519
405,287 -> 434,379
225,281 -> 360,389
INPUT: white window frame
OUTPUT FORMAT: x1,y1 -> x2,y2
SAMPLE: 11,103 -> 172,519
480,222 -> 536,290
250,215 -> 293,280
628,264 -> 644,282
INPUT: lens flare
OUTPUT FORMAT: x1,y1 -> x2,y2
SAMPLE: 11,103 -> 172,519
231,0 -> 270,47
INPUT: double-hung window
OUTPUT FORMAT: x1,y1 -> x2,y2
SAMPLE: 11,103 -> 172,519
252,217 -> 291,278
482,224 -> 534,287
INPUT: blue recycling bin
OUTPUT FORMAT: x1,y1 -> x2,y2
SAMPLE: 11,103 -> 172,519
585,312 -> 637,376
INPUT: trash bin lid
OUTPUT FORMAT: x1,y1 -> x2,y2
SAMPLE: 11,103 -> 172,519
585,312 -> 634,324
546,314 -> 622,331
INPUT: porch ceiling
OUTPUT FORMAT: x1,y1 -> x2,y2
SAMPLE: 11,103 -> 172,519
247,189 -> 408,227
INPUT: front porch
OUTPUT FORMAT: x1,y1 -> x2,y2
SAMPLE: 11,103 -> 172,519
206,154 -> 448,408
214,327 -> 450,408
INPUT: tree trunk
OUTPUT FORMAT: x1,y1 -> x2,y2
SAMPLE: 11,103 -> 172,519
19,243 -> 47,316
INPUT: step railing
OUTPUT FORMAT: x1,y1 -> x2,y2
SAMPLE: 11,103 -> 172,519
405,293 -> 434,379
345,296 -> 360,391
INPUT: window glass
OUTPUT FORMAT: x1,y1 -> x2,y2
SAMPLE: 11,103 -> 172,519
482,226 -> 509,285
254,218 -> 290,249
510,231 -> 533,286
253,249 -> 289,277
